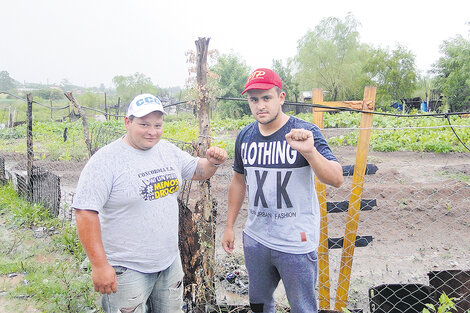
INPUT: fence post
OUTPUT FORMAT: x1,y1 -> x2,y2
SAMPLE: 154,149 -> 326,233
195,36 -> 215,310
334,86 -> 377,311
313,88 -> 332,309
8,105 -> 15,128
104,92 -> 108,121
115,97 -> 120,120
64,92 -> 93,157
26,93 -> 34,201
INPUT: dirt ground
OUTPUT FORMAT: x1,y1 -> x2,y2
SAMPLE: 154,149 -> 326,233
209,145 -> 470,311
1,143 -> 470,312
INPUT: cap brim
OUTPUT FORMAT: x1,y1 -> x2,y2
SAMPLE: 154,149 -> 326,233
241,83 -> 276,95
127,108 -> 166,117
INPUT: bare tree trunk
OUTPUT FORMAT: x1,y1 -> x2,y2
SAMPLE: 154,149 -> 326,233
196,37 -> 211,156
184,37 -> 216,311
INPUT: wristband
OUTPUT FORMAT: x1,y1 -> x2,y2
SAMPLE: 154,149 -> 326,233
210,162 -> 221,167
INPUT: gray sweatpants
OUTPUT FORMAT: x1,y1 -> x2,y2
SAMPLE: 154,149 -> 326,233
243,233 -> 318,313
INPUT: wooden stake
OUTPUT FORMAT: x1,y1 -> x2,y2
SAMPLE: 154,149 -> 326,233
189,37 -> 215,310
116,97 -> 120,120
313,88 -> 332,310
104,92 -> 108,121
334,86 -> 376,311
26,93 -> 33,201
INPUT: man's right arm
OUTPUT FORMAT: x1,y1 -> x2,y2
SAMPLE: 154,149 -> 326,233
221,171 -> 246,254
75,209 -> 117,294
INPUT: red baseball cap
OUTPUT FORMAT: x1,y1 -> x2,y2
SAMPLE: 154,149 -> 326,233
241,68 -> 282,95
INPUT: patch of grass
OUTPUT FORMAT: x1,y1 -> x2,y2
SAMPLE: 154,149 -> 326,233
0,183 -> 101,312
0,183 -> 57,229
438,170 -> 470,184
13,260 -> 97,313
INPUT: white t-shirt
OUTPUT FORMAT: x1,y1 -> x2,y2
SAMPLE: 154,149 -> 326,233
73,138 -> 198,273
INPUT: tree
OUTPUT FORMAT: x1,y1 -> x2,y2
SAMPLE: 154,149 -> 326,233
272,59 -> 299,102
77,91 -> 104,109
210,53 -> 250,118
112,72 -> 161,104
0,71 -> 19,91
32,88 -> 64,101
363,44 -> 418,107
295,13 -> 368,101
431,35 -> 470,112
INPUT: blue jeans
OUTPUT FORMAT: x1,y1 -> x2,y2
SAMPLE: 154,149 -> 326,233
101,256 -> 184,313
243,233 -> 318,313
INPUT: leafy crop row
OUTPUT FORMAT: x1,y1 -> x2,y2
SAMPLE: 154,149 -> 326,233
0,112 -> 468,161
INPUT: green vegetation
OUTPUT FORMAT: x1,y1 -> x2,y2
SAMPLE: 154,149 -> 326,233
112,72 -> 170,104
3,13 -> 470,117
296,13 -> 368,102
0,110 -> 469,162
210,53 -> 251,118
304,111 -> 470,153
422,292 -> 470,313
0,183 -> 100,312
432,35 -> 470,112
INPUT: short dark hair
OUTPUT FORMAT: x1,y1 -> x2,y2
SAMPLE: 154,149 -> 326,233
246,86 -> 283,96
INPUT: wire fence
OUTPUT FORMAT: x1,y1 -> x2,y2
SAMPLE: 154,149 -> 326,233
0,93 -> 470,313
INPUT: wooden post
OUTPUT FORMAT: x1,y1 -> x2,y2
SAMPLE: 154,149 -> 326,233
8,106 -> 16,128
313,88 -> 331,309
26,93 -> 34,201
50,99 -> 53,120
194,36 -> 215,309
8,105 -> 12,128
115,97 -> 120,120
104,92 -> 108,121
195,37 -> 211,157
334,86 -> 376,311
64,92 -> 93,157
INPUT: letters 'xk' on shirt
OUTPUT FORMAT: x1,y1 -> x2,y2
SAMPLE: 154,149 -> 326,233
233,116 -> 338,254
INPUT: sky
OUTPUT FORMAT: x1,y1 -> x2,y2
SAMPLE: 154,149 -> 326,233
1,0 -> 469,89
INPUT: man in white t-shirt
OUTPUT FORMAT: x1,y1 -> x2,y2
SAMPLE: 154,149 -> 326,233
73,93 -> 227,313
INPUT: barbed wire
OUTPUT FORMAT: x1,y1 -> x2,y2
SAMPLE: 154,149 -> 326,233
1,91 -> 192,118
0,91 -> 69,110
3,92 -> 469,119
216,97 -> 470,152
321,125 -> 470,131
216,97 -> 470,118
2,92 -> 469,151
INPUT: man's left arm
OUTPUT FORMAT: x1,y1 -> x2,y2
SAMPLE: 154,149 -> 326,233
286,129 -> 344,187
192,146 -> 228,180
